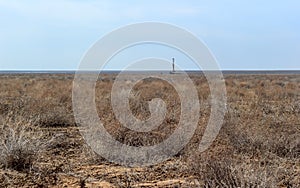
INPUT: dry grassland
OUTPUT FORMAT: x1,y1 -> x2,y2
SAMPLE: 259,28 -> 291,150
0,73 -> 299,187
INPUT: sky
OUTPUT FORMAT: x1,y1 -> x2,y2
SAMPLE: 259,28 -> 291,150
0,0 -> 299,70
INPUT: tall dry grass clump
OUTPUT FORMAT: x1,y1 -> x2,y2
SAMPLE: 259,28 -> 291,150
0,117 -> 45,172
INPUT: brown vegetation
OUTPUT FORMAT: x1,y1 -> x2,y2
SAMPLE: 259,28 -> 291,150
0,73 -> 299,187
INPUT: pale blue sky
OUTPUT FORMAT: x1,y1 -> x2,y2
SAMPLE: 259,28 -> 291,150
0,0 -> 299,70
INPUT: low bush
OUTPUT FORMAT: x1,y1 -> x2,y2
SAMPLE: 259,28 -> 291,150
0,117 -> 44,172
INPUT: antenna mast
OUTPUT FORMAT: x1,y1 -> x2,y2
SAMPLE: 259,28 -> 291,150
172,58 -> 175,72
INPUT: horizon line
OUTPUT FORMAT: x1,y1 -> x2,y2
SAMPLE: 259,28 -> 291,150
1,69 -> 300,72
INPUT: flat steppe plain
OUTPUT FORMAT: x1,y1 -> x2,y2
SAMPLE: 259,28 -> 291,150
0,73 -> 299,187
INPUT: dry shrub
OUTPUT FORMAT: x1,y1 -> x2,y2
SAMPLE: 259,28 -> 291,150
109,124 -> 177,148
0,117 -> 44,172
187,152 -> 283,187
233,154 -> 299,187
187,153 -> 241,187
224,99 -> 300,159
267,132 -> 300,158
225,119 -> 300,159
0,96 -> 75,128
37,106 -> 75,128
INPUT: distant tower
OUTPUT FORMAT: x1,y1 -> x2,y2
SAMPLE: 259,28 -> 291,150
172,58 -> 175,72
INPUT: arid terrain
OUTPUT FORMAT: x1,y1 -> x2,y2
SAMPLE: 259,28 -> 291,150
0,73 -> 299,187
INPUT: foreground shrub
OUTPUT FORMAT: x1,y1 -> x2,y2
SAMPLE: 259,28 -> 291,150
0,117 -> 44,172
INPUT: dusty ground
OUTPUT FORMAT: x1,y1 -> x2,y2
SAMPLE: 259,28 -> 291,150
0,73 -> 299,187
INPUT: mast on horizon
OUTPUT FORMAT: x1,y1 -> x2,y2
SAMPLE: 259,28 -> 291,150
172,58 -> 175,73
